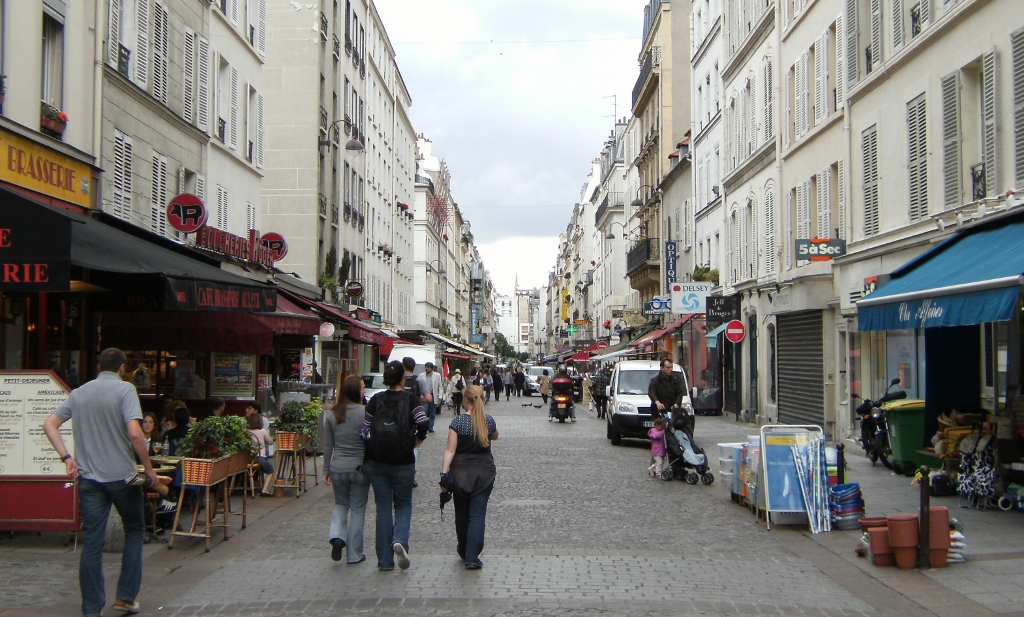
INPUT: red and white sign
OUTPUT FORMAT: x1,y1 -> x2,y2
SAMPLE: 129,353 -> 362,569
345,280 -> 364,298
319,322 -> 335,337
260,233 -> 288,261
166,194 -> 208,233
725,319 -> 746,343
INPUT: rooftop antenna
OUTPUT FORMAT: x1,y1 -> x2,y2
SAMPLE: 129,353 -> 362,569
603,95 -> 617,121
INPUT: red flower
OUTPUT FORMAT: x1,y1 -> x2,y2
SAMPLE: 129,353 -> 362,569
58,112 -> 69,123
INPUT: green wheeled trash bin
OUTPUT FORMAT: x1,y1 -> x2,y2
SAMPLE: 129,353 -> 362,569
883,399 -> 932,476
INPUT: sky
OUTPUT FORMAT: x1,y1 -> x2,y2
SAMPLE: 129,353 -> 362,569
373,0 -> 650,296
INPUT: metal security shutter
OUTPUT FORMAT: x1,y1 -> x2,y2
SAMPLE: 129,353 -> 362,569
777,311 -> 825,426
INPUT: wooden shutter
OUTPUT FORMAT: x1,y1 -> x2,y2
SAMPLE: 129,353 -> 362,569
763,58 -> 773,142
941,72 -> 962,207
230,0 -> 239,24
782,0 -> 790,30
837,158 -> 847,239
907,94 -> 928,221
197,36 -> 210,130
846,0 -> 858,85
863,126 -> 879,236
814,32 -> 828,124
797,181 -> 811,242
247,202 -> 256,230
893,0 -> 903,50
836,13 -> 845,105
183,28 -> 195,122
818,169 -> 833,235
748,80 -> 756,153
153,3 -> 169,104
113,131 -> 133,221
785,191 -> 793,269
733,212 -> 741,283
783,68 -> 791,148
1013,28 -> 1024,186
982,49 -> 998,197
869,0 -> 882,73
256,92 -> 265,168
230,66 -> 239,149
216,186 -> 228,228
151,154 -> 167,235
749,199 -> 757,278
196,175 -> 205,202
257,0 -> 267,55
108,0 -> 120,69
765,188 -> 776,274
136,0 -> 150,87
920,0 -> 930,26
795,52 -> 808,137
211,52 -> 221,133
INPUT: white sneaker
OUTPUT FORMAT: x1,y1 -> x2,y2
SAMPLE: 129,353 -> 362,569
392,542 -> 410,570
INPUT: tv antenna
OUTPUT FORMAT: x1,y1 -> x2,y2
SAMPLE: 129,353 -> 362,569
603,94 -> 617,120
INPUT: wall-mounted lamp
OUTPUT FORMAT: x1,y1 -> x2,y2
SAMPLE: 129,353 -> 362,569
319,119 -> 365,152
426,260 -> 446,276
630,184 -> 661,210
604,221 -> 628,240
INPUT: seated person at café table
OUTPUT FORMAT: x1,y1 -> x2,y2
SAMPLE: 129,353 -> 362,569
162,405 -> 192,454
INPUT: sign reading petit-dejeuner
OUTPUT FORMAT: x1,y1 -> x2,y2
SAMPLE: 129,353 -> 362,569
0,372 -> 71,476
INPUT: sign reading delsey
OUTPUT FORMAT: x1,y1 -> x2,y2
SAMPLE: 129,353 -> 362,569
0,128 -> 93,208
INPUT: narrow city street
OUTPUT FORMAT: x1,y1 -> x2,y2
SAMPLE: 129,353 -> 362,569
9,396 -> 1018,617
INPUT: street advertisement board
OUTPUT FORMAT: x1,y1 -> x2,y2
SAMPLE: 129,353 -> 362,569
664,241 -> 677,293
760,425 -> 829,532
706,295 -> 740,327
211,353 -> 257,398
670,282 -> 713,314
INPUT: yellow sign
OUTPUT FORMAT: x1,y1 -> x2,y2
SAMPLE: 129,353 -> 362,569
561,289 -> 569,321
0,128 -> 93,208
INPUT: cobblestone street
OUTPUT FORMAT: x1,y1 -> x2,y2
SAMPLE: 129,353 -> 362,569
2,397 -> 1022,616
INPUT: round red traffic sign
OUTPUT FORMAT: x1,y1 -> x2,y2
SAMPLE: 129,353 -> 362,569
166,194 -> 208,233
725,319 -> 746,343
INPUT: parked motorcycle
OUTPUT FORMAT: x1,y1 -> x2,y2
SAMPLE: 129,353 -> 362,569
852,377 -> 906,469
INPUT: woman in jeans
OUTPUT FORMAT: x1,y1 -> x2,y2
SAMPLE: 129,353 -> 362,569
361,360 -> 429,571
440,384 -> 498,570
323,375 -> 370,564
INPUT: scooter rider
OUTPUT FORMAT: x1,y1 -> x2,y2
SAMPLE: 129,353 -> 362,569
549,367 -> 576,422
648,359 -> 685,418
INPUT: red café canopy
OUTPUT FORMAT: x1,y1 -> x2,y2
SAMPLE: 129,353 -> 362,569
279,290 -> 394,349
567,351 -> 590,363
629,314 -> 696,348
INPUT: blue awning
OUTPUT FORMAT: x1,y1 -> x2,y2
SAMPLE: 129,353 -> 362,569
857,215 -> 1024,331
705,322 -> 728,348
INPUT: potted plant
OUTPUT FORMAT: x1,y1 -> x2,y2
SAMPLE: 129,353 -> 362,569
276,399 -> 321,450
40,102 -> 69,138
177,416 -> 257,484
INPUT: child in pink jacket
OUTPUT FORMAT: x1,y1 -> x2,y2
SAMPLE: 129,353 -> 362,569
647,416 -> 666,478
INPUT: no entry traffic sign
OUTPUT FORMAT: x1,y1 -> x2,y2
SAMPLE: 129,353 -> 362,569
725,319 -> 746,343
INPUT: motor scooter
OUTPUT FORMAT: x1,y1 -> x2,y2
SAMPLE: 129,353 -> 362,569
852,377 -> 906,470
550,379 -> 575,423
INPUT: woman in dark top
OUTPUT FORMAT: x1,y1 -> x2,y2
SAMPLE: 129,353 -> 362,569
323,375 -> 369,564
440,384 -> 498,570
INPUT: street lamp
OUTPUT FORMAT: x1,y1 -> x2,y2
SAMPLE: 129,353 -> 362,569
630,184 -> 661,210
319,119 -> 365,152
604,221 -> 628,240
425,260 -> 446,276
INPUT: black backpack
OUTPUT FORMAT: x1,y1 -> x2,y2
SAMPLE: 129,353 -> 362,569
368,391 -> 415,464
455,377 -> 465,391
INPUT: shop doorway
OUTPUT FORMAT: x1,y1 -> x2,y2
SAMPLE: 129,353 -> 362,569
777,311 -> 825,427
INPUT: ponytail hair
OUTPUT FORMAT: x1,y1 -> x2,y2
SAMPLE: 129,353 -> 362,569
461,385 -> 489,448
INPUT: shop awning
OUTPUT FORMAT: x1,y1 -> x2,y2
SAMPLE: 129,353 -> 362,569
278,289 -> 393,347
442,351 -> 472,360
630,314 -> 695,348
567,351 -> 590,362
590,325 -> 657,361
425,332 -> 496,359
251,295 -> 321,336
857,214 -> 1024,331
705,322 -> 728,348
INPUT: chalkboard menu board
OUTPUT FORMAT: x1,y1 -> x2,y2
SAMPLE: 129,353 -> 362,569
0,372 -> 71,476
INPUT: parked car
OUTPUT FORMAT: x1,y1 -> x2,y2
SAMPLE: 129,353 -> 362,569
606,360 -> 692,446
361,373 -> 386,402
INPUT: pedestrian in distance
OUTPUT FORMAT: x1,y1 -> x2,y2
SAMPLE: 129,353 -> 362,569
360,360 -> 429,571
324,375 -> 371,565
648,359 -> 686,418
42,347 -> 160,617
503,369 -> 513,398
648,416 -> 667,478
440,385 -> 498,570
246,413 -> 276,496
590,368 -> 611,419
448,369 -> 466,415
490,367 -> 502,401
482,371 -> 493,402
417,361 -> 443,434
538,369 -> 551,404
513,367 -> 526,397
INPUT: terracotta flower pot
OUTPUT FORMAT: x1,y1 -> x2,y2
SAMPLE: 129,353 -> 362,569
928,507 -> 951,549
868,527 -> 894,566
859,516 -> 888,531
887,514 -> 920,548
893,546 -> 917,570
929,548 -> 948,568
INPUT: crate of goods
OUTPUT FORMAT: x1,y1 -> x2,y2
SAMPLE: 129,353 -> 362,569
181,455 -> 231,486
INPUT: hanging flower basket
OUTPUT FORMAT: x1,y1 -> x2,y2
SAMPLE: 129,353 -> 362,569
40,103 -> 68,137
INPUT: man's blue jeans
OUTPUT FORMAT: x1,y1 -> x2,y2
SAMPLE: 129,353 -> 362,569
453,483 -> 493,567
364,460 -> 415,569
424,401 -> 437,431
329,471 -> 370,563
78,479 -> 145,617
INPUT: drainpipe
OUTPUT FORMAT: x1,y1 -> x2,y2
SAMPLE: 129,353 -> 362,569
92,0 -> 105,175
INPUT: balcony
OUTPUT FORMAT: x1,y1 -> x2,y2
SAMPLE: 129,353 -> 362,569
331,203 -> 339,226
358,212 -> 365,230
320,12 -> 328,41
343,202 -> 351,221
595,192 -> 625,225
631,47 -> 660,108
333,35 -> 341,59
319,106 -> 328,132
626,236 -> 660,275
345,34 -> 352,54
216,118 -> 226,143
971,162 -> 986,201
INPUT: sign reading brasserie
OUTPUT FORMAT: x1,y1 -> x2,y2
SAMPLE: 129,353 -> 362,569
0,127 -> 93,208
0,189 -> 72,291
0,372 -> 71,476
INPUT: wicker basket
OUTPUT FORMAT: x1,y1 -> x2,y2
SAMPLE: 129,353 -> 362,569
226,451 -> 250,475
181,454 -> 231,486
276,432 -> 308,451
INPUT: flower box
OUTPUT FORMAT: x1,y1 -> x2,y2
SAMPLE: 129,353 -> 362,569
226,451 -> 250,476
181,454 -> 231,486
276,431 -> 309,451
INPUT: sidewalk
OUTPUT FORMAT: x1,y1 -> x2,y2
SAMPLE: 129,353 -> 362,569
702,413 -> 1024,616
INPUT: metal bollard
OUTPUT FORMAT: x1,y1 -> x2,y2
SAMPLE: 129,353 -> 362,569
918,465 -> 931,569
836,443 -> 845,485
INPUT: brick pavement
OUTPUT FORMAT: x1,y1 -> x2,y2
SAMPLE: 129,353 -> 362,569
2,396 -> 1023,616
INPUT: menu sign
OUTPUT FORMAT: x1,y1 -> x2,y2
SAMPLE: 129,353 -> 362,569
211,353 -> 256,397
0,372 -> 71,476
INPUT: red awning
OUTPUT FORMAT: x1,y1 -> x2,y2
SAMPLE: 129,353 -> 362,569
629,314 -> 695,348
581,341 -> 609,353
277,289 -> 391,347
567,351 -> 590,362
251,295 -> 321,336
442,351 -> 472,360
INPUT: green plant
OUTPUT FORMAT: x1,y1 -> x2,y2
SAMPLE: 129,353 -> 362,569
338,252 -> 351,285
692,265 -> 720,284
41,102 -> 68,123
178,416 -> 257,459
277,398 -> 321,440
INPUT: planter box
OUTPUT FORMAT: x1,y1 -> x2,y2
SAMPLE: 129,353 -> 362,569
226,451 -> 250,476
181,455 -> 231,486
276,432 -> 308,451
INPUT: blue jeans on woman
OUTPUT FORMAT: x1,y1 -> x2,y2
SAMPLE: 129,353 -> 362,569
364,460 -> 416,569
78,479 -> 145,617
329,470 -> 370,563
453,483 -> 494,567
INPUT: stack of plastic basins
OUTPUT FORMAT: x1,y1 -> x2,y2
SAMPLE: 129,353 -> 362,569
929,506 -> 951,568
830,483 -> 864,530
718,443 -> 743,501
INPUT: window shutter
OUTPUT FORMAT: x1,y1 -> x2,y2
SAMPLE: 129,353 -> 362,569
725,213 -> 733,286
748,81 -> 756,153
818,169 -> 832,235
920,0 -> 930,26
183,29 -> 195,122
795,52 -> 809,137
733,213 -> 741,283
113,131 -> 133,221
797,181 -> 810,241
765,188 -> 776,274
941,72 -> 962,207
136,0 -> 150,88
763,58 -> 773,142
256,92 -> 265,168
196,175 -> 205,202
108,0 -> 121,69
211,52 -> 221,132
230,0 -> 239,24
837,159 -> 847,239
1013,29 -> 1024,186
814,32 -> 828,124
836,13 -> 845,106
863,126 -> 880,236
982,48 -> 998,197
151,154 -> 168,236
869,0 -> 882,73
750,199 -> 757,277
893,0 -> 903,50
177,165 -> 185,194
907,95 -> 928,221
229,67 -> 239,149
782,0 -> 790,30
846,0 -> 859,86
785,191 -> 793,269
257,0 -> 267,54
783,68 -> 791,148
197,36 -> 210,130
153,3 -> 169,104
216,186 -> 228,228
247,202 -> 256,230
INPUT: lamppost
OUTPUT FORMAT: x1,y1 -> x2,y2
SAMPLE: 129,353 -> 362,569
629,184 -> 661,211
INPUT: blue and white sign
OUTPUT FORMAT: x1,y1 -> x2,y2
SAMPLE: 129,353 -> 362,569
670,282 -> 713,314
664,241 -> 678,293
649,296 -> 672,314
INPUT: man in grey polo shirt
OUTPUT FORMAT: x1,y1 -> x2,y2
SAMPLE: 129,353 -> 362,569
43,348 -> 158,617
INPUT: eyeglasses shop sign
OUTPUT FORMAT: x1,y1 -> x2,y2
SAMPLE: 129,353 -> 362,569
670,283 -> 713,314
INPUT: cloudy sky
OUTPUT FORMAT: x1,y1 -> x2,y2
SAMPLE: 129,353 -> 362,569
374,0 -> 650,296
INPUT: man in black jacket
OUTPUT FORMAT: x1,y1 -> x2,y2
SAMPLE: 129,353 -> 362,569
648,359 -> 685,417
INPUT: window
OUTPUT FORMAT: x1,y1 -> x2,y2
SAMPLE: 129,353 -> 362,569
817,167 -> 833,236
41,14 -> 64,108
862,125 -> 879,236
907,94 -> 928,221
150,153 -> 168,235
216,185 -> 228,228
229,66 -> 239,150
867,0 -> 882,75
152,2 -> 169,104
941,71 -> 962,207
845,0 -> 859,87
246,202 -> 256,230
794,51 -> 809,138
796,181 -> 810,264
183,30 -> 211,131
763,57 -> 773,142
108,0 -> 149,87
113,130 -> 134,221
247,88 -> 264,168
814,32 -> 828,125
783,65 -> 791,148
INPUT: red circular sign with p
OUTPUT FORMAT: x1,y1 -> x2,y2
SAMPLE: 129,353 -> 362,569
166,194 -> 208,233
260,233 -> 288,262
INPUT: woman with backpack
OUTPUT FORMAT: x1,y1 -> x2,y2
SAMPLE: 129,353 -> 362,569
440,384 -> 498,570
359,361 -> 429,571
323,375 -> 369,564
448,369 -> 466,415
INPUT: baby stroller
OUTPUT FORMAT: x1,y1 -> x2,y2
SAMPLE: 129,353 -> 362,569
661,409 -> 714,485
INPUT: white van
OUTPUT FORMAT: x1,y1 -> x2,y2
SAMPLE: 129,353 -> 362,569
606,360 -> 693,446
387,343 -> 439,376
